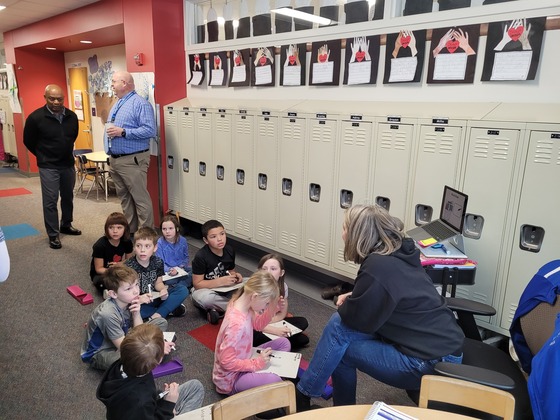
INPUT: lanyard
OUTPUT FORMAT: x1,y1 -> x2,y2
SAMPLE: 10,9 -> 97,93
110,91 -> 134,123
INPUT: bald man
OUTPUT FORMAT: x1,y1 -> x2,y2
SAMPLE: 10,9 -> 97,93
105,71 -> 156,234
24,84 -> 81,249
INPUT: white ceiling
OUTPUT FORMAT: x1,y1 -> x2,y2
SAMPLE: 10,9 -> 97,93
0,0 -> 101,45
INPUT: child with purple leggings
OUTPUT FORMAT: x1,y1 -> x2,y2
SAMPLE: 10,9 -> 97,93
213,271 -> 291,395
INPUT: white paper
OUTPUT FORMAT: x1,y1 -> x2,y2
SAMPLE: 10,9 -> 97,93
347,60 -> 372,85
490,51 -> 532,81
212,277 -> 248,293
173,403 -> 213,420
388,57 -> 418,83
163,332 -> 176,342
312,61 -> 334,84
163,267 -> 188,283
189,71 -> 203,85
210,69 -> 225,86
255,64 -> 272,85
251,348 -> 302,378
263,320 -> 303,340
433,53 -> 468,80
231,65 -> 247,83
283,65 -> 302,86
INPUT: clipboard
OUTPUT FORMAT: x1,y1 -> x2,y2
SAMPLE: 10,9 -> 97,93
251,348 -> 302,378
263,320 -> 303,340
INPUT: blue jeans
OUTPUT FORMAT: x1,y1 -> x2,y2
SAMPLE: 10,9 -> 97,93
140,283 -> 188,318
297,312 -> 463,404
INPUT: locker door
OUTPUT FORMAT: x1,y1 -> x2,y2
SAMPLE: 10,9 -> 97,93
303,117 -> 338,266
333,119 -> 374,277
214,111 -> 234,231
372,122 -> 415,222
460,127 -> 521,313
254,114 -> 279,247
499,129 -> 560,330
278,115 -> 306,257
408,124 -> 464,229
195,110 -> 214,222
232,113 -> 255,239
179,110 -> 197,220
163,108 -> 181,212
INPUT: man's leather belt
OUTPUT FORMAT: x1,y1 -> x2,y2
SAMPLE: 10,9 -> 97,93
110,149 -> 149,159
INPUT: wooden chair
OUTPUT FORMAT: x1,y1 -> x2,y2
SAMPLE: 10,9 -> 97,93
419,375 -> 515,420
212,381 -> 296,420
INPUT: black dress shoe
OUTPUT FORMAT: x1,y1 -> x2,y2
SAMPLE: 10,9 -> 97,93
49,236 -> 62,249
60,225 -> 82,235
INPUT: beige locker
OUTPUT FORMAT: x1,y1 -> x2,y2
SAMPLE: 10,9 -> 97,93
499,126 -> 560,330
163,107 -> 181,212
372,121 -> 415,222
195,109 -> 215,223
303,115 -> 338,266
407,123 -> 465,229
232,112 -> 255,240
254,113 -> 279,247
332,117 -> 374,278
214,110 -> 234,231
278,114 -> 306,257
179,109 -> 197,221
460,126 -> 522,316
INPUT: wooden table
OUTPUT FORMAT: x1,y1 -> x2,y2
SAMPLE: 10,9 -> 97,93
82,151 -> 110,201
280,404 -> 479,419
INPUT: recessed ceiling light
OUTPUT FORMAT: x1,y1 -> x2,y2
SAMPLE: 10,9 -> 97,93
46,47 -> 57,50
80,40 -> 93,44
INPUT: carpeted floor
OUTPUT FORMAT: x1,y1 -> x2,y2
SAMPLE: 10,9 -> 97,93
0,166 -> 412,419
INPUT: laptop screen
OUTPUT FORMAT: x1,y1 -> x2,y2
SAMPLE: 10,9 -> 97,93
439,186 -> 468,233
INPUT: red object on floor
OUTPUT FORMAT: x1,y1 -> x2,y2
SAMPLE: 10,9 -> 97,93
0,188 -> 32,198
187,322 -> 221,351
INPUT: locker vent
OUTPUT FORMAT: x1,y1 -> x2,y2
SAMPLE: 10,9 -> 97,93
259,121 -> 275,137
424,134 -> 454,154
216,211 -> 230,227
237,119 -> 252,135
284,122 -> 304,140
215,118 -> 229,133
257,223 -> 274,241
533,139 -> 554,164
343,128 -> 367,147
183,200 -> 195,218
473,138 -> 510,160
198,115 -> 211,131
380,131 -> 407,150
181,115 -> 193,130
311,125 -> 332,143
506,303 -> 518,325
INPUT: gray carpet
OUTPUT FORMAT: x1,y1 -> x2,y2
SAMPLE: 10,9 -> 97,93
0,167 -> 412,419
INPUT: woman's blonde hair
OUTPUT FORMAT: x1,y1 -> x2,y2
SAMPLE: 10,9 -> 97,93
343,204 -> 405,264
234,270 -> 280,302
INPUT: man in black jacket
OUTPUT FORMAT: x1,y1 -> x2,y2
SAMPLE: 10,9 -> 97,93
23,84 -> 81,249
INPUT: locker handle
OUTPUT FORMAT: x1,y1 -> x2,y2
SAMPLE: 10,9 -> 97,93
236,169 -> 245,185
375,196 -> 390,211
309,184 -> 321,202
216,165 -> 224,180
199,162 -> 206,176
167,156 -> 174,169
519,225 -> 545,253
340,190 -> 353,209
258,174 -> 268,190
282,178 -> 292,196
182,159 -> 189,172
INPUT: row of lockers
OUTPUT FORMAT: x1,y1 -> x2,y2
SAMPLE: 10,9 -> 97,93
163,99 -> 559,336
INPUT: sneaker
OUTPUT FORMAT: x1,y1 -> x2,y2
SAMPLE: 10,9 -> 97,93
170,304 -> 186,317
207,309 -> 220,325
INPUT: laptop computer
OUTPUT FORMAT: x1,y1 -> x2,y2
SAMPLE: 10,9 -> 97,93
407,185 -> 468,243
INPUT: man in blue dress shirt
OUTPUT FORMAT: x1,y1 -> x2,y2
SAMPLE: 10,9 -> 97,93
106,71 -> 156,234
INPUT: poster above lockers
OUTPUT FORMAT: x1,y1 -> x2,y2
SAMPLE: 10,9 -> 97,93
251,47 -> 276,86
280,43 -> 307,86
482,17 -> 546,81
427,25 -> 480,84
384,29 -> 427,84
230,49 -> 251,87
188,54 -> 206,86
209,51 -> 229,86
309,40 -> 342,86
343,35 -> 380,85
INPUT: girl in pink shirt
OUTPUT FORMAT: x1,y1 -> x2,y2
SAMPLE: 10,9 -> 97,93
213,271 -> 291,395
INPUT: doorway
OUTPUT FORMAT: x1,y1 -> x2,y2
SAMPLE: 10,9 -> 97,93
68,67 -> 93,150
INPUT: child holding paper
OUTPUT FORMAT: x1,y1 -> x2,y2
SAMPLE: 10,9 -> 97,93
254,254 -> 309,349
125,227 -> 188,320
156,214 -> 192,288
213,271 -> 290,395
97,323 -> 205,419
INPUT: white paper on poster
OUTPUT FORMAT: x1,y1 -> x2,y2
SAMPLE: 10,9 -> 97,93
255,65 -> 272,85
210,69 -> 225,86
312,61 -> 334,84
433,53 -> 468,80
347,60 -> 372,85
388,57 -> 417,83
490,51 -> 532,81
190,71 -> 203,85
231,65 -> 247,83
283,65 -> 302,86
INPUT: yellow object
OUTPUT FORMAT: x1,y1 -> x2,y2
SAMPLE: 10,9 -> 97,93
418,238 -> 437,247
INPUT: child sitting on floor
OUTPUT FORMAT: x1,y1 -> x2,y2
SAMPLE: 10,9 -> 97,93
90,212 -> 133,292
81,265 -> 168,371
155,214 -> 192,288
97,323 -> 205,419
191,219 -> 244,324
125,227 -> 188,320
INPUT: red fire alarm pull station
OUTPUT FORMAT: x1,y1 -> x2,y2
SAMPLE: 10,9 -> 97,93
134,53 -> 144,66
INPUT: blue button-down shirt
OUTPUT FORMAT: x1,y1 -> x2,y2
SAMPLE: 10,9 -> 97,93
104,91 -> 156,154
